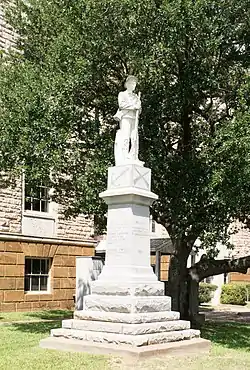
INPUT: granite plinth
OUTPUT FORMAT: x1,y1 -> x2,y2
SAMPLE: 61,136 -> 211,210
91,281 -> 164,296
84,295 -> 171,313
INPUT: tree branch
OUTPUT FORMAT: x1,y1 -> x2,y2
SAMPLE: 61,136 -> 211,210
188,254 -> 250,282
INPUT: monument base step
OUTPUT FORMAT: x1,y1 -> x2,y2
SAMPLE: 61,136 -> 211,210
40,336 -> 211,359
74,310 -> 180,323
50,328 -> 200,347
62,318 -> 190,335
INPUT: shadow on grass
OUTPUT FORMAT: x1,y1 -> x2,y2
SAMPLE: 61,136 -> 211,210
11,320 -> 62,334
24,309 -> 73,321
202,321 -> 250,351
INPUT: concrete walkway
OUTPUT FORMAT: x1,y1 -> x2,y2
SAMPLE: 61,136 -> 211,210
200,304 -> 250,323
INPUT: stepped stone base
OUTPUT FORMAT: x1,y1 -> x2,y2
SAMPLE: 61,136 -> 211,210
50,327 -> 199,347
40,294 -> 211,358
62,318 -> 190,335
40,337 -> 211,359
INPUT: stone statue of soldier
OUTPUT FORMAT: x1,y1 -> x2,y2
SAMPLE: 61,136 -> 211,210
114,76 -> 141,165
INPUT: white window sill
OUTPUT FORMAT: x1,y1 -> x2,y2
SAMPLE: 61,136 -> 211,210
24,291 -> 51,295
23,211 -> 55,220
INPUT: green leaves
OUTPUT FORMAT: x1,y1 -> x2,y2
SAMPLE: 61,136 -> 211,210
1,0 -> 250,240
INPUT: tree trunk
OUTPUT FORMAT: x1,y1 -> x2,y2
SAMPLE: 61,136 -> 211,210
168,240 -> 190,320
168,246 -> 250,328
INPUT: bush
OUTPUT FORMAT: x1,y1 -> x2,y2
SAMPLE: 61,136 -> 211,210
220,284 -> 248,305
199,283 -> 217,304
246,284 -> 250,301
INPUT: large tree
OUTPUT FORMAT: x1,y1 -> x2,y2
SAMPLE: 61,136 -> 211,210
1,0 -> 250,324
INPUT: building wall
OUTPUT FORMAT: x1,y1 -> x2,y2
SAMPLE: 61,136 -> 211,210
0,180 -> 94,240
57,208 -> 94,240
0,236 -> 95,312
0,5 -> 17,52
229,270 -> 250,283
150,255 -> 170,281
0,181 -> 22,233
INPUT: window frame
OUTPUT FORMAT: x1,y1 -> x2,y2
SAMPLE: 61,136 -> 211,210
24,181 -> 50,214
24,257 -> 51,294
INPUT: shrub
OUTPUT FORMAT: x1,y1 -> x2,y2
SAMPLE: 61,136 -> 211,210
245,284 -> 250,301
199,283 -> 217,304
220,284 -> 247,305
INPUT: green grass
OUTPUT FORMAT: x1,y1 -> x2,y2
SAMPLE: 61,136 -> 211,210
0,311 -> 249,370
0,309 -> 73,323
0,320 -> 110,370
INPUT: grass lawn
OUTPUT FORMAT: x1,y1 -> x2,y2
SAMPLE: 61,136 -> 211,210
0,309 -> 73,323
0,310 -> 249,370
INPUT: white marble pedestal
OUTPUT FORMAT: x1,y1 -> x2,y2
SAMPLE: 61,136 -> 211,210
40,163 -> 210,358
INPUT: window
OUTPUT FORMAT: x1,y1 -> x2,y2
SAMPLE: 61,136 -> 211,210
25,182 -> 50,212
25,258 -> 50,292
151,220 -> 156,233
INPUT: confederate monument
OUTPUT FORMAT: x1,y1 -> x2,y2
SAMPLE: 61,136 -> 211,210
114,75 -> 142,165
40,76 -> 210,357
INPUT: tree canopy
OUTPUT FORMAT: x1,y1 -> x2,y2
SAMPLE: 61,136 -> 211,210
1,0 -> 250,320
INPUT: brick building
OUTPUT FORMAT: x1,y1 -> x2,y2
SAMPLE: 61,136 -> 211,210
0,8 -> 97,312
0,175 -> 96,313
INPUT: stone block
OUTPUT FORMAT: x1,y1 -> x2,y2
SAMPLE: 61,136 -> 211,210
84,295 -> 171,313
62,319 -> 190,335
40,244 -> 51,257
16,302 -> 32,312
74,310 -> 180,324
16,253 -> 24,265
4,290 -> 24,302
62,256 -> 75,267
107,165 -> 151,191
51,328 -> 200,347
53,289 -> 66,300
91,282 -> 164,296
82,247 -> 95,256
5,264 -> 23,277
60,300 -> 73,310
4,241 -> 22,253
0,242 -> 5,252
32,301 -> 47,310
0,252 -> 17,265
39,294 -> 53,301
47,301 -> 61,309
48,245 -> 57,257
56,245 -> 69,255
25,294 -> 41,302
40,336 -> 211,358
60,278 -> 75,289
0,265 -> 4,276
1,302 -> 16,312
68,267 -> 76,278
53,278 -> 61,289
54,267 -> 68,278
15,278 -> 24,290
0,277 -> 16,290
